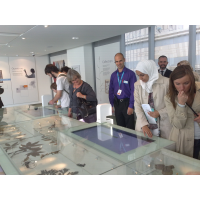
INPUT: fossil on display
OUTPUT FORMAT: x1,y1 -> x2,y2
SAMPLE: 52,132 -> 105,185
155,164 -> 174,175
21,157 -> 37,169
38,168 -> 69,175
37,168 -> 79,175
41,135 -> 57,145
40,150 -> 60,159
4,142 -> 19,152
9,141 -> 43,160
77,163 -> 86,167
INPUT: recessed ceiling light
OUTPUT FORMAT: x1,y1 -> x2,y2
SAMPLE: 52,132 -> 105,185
16,55 -> 18,56
72,37 -> 79,39
44,25 -> 48,28
30,52 -> 34,53
22,38 -> 25,40
8,45 -> 10,47
44,50 -> 46,51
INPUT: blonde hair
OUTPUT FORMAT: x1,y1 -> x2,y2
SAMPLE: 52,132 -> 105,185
177,60 -> 200,81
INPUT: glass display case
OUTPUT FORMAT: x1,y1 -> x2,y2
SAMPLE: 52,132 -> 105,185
0,110 -> 176,175
0,104 -> 68,125
102,148 -> 200,175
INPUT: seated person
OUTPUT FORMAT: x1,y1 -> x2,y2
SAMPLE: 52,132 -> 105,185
134,60 -> 172,139
50,83 -> 61,109
164,65 -> 200,159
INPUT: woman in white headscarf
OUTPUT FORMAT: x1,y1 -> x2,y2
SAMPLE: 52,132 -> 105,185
134,60 -> 172,139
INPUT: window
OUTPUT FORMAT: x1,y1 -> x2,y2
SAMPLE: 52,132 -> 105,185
155,25 -> 189,71
125,28 -> 148,70
196,25 -> 200,76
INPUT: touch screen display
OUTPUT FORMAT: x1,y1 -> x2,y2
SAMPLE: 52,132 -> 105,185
23,108 -> 56,117
72,125 -> 154,154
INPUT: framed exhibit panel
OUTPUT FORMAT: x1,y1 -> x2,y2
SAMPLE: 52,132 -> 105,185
8,57 -> 39,104
95,42 -> 120,104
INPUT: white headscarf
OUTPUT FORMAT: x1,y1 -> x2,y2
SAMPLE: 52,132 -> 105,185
134,60 -> 159,93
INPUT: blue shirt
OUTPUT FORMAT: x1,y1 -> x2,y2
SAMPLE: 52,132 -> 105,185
109,66 -> 137,108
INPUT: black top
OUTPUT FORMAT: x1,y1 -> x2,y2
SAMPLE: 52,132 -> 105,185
69,81 -> 97,113
159,69 -> 172,78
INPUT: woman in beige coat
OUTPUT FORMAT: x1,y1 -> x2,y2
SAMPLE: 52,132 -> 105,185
164,65 -> 200,158
134,60 -> 172,139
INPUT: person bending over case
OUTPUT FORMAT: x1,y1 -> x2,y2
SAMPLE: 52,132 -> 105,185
134,60 -> 172,139
164,65 -> 200,159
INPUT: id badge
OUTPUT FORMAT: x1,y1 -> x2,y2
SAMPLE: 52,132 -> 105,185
117,89 -> 122,95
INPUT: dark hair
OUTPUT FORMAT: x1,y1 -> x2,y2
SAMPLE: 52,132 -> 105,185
114,53 -> 125,59
50,82 -> 57,90
158,55 -> 168,61
44,64 -> 59,75
168,65 -> 196,108
61,66 -> 70,73
30,68 -> 35,73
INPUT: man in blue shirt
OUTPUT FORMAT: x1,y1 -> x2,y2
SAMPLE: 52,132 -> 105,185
109,53 -> 137,130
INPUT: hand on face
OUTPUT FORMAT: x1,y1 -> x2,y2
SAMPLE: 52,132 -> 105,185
177,91 -> 188,105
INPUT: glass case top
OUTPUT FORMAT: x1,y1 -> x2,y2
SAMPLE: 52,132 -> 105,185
0,115 -> 175,175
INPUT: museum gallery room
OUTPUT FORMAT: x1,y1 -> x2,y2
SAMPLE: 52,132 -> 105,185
1,24 -> 200,178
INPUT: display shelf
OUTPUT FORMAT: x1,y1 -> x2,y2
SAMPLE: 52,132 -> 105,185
102,149 -> 200,175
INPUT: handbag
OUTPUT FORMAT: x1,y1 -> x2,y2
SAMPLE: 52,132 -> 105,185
76,83 -> 97,119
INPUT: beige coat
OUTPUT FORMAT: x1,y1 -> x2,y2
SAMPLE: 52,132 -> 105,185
164,82 -> 200,157
134,74 -> 172,139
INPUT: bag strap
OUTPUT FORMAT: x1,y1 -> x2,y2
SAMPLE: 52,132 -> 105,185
57,73 -> 69,94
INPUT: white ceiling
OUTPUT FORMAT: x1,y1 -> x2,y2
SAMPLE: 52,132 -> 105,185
0,25 -> 150,57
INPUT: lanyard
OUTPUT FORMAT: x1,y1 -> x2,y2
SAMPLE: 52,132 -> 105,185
117,71 -> 124,89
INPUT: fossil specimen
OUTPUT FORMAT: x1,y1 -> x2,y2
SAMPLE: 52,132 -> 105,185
38,168 -> 69,175
155,164 -> 174,175
77,163 -> 86,167
4,142 -> 19,152
40,150 -> 60,159
67,171 -> 79,175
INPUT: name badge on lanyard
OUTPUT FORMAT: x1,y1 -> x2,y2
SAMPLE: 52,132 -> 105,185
117,71 -> 124,96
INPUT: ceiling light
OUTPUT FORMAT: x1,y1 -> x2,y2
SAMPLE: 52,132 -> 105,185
16,55 -> 18,56
22,38 -> 25,40
44,25 -> 48,28
30,52 -> 34,53
8,45 -> 10,47
72,37 -> 79,39
44,50 -> 46,51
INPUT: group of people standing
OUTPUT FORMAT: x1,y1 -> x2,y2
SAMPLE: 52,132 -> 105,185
109,53 -> 200,160
44,53 -> 200,160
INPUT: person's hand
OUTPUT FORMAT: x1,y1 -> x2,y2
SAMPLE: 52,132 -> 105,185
55,105 -> 61,109
68,111 -> 72,118
76,92 -> 84,98
48,100 -> 54,105
194,113 -> 200,123
127,107 -> 134,115
142,125 -> 153,138
177,91 -> 188,105
148,110 -> 160,118
112,107 -> 115,113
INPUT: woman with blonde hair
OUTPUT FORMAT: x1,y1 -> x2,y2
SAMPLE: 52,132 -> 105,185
177,60 -> 200,81
164,65 -> 200,159
134,60 -> 172,139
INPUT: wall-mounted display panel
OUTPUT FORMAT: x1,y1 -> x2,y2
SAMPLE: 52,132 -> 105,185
95,42 -> 120,104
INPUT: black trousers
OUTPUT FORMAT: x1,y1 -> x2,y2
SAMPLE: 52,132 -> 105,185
193,139 -> 200,159
114,98 -> 135,130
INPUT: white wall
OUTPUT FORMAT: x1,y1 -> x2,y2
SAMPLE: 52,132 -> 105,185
35,56 -> 52,102
67,46 -> 86,81
84,44 -> 94,89
0,56 -> 51,107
